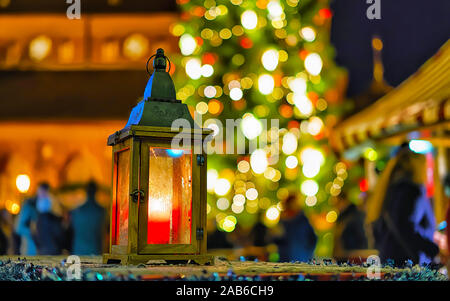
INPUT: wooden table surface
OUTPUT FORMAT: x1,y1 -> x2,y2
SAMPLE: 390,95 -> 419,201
1,255 -> 398,280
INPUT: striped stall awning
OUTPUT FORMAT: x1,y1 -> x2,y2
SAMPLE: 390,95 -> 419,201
331,40 -> 450,153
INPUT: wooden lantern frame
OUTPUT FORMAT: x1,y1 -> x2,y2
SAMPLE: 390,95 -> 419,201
103,125 -> 213,265
103,49 -> 213,265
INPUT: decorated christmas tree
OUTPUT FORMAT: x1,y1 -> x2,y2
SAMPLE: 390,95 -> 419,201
171,0 -> 348,257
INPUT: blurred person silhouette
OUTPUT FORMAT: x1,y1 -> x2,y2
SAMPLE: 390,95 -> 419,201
444,174 -> 450,256
34,183 -> 66,255
0,209 -> 10,255
333,193 -> 368,261
367,143 -> 439,266
275,193 -> 317,262
69,181 -> 106,255
15,182 -> 49,255
432,174 -> 450,266
0,209 -> 17,255
249,213 -> 269,247
207,219 -> 233,249
0,231 -> 6,255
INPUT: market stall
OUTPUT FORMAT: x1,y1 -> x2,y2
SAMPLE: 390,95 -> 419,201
331,39 -> 450,223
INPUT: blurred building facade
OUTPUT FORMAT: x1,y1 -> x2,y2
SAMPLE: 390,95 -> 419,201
0,1 -> 178,211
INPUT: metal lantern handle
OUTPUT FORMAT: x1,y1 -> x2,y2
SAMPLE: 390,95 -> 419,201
146,51 -> 172,75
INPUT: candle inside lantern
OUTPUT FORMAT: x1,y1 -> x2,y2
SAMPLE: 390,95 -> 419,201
148,196 -> 172,244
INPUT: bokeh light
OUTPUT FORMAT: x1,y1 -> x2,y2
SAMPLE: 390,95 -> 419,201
293,94 -> 313,116
288,77 -> 307,94
301,179 -> 319,197
326,210 -> 338,223
230,87 -> 243,100
179,33 -> 197,55
6,200 -> 21,215
258,74 -> 275,95
207,169 -> 218,192
363,147 -> 378,161
304,53 -> 323,76
267,0 -> 283,20
201,64 -> 214,77
285,155 -> 298,169
123,33 -> 149,60
233,194 -> 246,206
196,101 -> 208,114
250,149 -> 268,174
231,203 -> 244,214
16,174 -> 31,193
185,58 -> 202,79
237,160 -> 250,173
217,197 -> 230,210
305,196 -> 317,207
241,114 -> 263,140
10,202 -> 21,215
261,49 -> 279,71
300,27 -> 316,42
245,188 -> 258,200
214,178 -> 231,196
300,147 -> 325,166
302,163 -> 320,178
265,206 -> 280,223
282,132 -> 298,154
29,35 -> 52,61
409,140 -> 433,154
241,10 -> 258,30
204,85 -> 217,98
222,215 -> 237,232
307,117 -> 324,136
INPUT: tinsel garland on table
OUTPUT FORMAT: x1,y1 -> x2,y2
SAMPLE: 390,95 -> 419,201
0,258 -> 446,281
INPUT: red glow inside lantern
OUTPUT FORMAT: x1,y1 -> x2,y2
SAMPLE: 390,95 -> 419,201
147,147 -> 192,245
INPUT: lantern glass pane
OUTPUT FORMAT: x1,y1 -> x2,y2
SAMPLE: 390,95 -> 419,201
115,149 -> 130,245
147,147 -> 192,244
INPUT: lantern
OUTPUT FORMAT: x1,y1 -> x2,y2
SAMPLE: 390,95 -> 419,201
103,49 -> 213,265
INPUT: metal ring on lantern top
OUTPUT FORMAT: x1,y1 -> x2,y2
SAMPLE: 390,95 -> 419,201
146,53 -> 172,75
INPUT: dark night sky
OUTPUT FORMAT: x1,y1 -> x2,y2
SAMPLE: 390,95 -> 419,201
330,0 -> 450,97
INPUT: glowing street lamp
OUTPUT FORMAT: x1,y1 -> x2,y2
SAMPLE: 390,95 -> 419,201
16,174 -> 31,194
